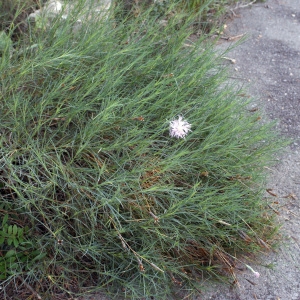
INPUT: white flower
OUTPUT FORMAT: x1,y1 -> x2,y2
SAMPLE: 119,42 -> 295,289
169,115 -> 191,139
253,271 -> 260,278
245,264 -> 260,278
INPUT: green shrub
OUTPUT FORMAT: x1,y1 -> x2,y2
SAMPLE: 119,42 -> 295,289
0,1 -> 281,299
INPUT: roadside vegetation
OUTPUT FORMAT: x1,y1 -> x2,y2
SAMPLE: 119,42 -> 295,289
0,0 -> 281,299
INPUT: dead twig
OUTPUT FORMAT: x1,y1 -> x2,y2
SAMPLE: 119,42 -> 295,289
245,278 -> 257,285
229,1 -> 257,18
237,0 -> 257,9
221,33 -> 245,41
267,204 -> 279,215
248,107 -> 258,112
266,189 -> 277,197
109,216 -> 164,273
282,193 -> 297,200
222,56 -> 236,64
230,9 -> 238,17
16,275 -> 42,300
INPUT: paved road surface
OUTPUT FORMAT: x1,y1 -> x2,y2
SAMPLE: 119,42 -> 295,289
200,0 -> 300,299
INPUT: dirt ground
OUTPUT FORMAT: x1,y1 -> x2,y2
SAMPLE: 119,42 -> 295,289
83,0 -> 300,299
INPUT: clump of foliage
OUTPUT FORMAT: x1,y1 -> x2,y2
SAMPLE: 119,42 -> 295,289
0,210 -> 46,281
0,0 -> 280,299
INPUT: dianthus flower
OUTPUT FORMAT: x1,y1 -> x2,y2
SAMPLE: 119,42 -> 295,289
169,116 -> 191,139
245,264 -> 260,278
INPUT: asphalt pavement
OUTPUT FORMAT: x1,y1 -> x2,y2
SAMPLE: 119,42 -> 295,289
200,0 -> 300,299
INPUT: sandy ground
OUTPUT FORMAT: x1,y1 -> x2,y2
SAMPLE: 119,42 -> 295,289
81,0 -> 300,299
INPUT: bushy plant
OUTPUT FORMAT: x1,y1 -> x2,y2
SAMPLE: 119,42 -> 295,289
0,0 -> 281,299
